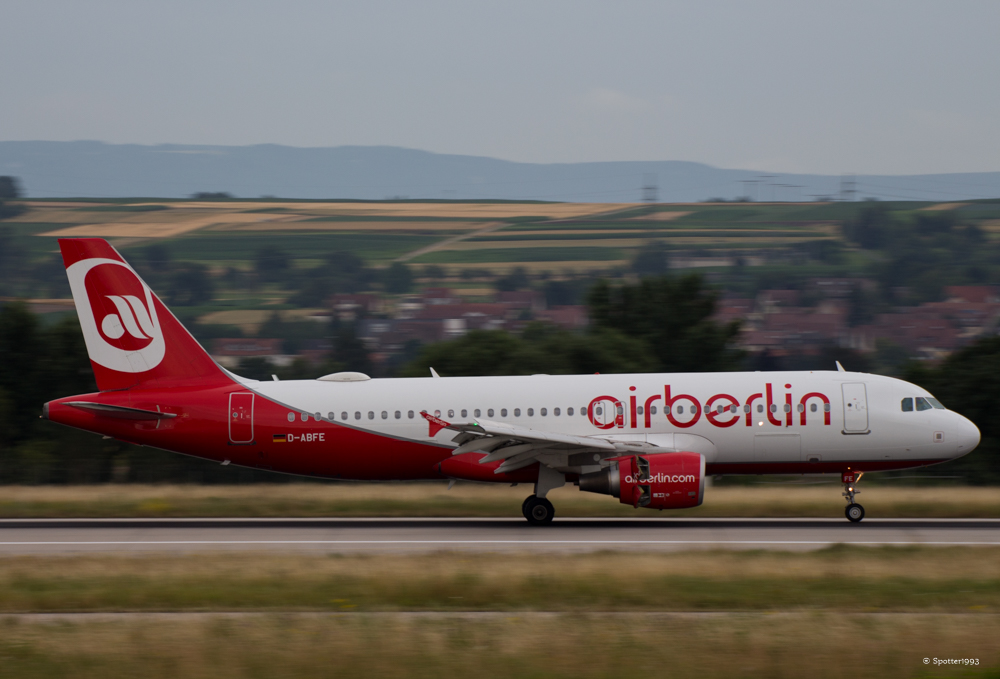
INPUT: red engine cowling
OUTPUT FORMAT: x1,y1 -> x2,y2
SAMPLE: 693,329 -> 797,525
578,452 -> 705,510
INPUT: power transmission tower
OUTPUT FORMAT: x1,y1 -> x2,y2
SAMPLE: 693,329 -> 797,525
840,174 -> 857,202
642,173 -> 659,204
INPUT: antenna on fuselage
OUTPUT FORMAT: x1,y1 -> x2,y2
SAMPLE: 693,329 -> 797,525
430,367 -> 441,378
835,361 -> 846,372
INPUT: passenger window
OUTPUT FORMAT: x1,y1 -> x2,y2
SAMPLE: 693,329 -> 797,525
381,411 -> 388,419
650,406 -> 657,414
474,409 -> 481,417
315,412 -> 321,421
368,411 -> 375,420
461,409 -> 467,418
341,412 -> 348,420
637,406 -> 644,415
354,412 -> 361,420
581,406 -> 587,415
757,405 -> 764,413
567,407 -> 574,416
730,405 -> 738,413
824,403 -> 830,412
488,409 -> 495,417
915,397 -> 933,411
394,411 -> 401,419
501,409 -> 508,417
716,406 -> 724,414
783,404 -> 791,413
328,412 -> 335,420
448,410 -> 454,418
540,408 -> 547,416
901,398 -> 913,412
554,408 -> 560,416
287,412 -> 295,422
300,412 -> 308,422
676,406 -> 684,414
810,404 -> 817,412
408,410 -> 414,419
743,405 -> 750,413
769,404 -> 777,413
927,398 -> 945,410
514,408 -> 521,417
528,408 -> 534,416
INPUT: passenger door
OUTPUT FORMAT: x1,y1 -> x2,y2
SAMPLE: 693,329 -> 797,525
841,383 -> 869,433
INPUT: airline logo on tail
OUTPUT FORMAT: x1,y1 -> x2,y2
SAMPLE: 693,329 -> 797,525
65,257 -> 165,373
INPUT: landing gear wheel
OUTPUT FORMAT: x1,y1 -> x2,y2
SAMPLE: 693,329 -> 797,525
845,503 -> 865,523
521,496 -> 532,518
523,496 -> 555,526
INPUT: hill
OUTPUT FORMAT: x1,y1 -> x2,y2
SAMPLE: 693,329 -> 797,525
2,141 -> 1000,202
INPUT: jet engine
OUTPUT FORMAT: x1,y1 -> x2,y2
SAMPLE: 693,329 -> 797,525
577,452 -> 705,509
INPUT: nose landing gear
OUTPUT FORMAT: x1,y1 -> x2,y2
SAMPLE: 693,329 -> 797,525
843,471 -> 865,523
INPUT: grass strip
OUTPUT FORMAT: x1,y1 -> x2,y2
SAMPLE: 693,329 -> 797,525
0,612 -> 996,678
0,547 -> 998,613
0,484 -> 998,518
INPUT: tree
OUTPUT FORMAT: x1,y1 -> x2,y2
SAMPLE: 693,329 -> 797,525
383,262 -> 413,294
254,247 -> 289,283
401,325 -> 657,378
332,322 -> 372,374
631,241 -> 670,277
494,267 -> 529,292
587,275 -> 742,373
904,337 -> 1000,483
0,177 -> 22,200
166,263 -> 214,306
190,192 -> 233,200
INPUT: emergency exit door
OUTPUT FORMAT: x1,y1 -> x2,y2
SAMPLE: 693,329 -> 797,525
229,392 -> 255,443
841,383 -> 869,433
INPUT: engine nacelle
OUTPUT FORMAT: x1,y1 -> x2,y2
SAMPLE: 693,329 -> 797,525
578,452 -> 705,510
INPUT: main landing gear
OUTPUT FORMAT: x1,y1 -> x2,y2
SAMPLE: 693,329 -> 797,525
522,495 -> 555,526
843,471 -> 865,523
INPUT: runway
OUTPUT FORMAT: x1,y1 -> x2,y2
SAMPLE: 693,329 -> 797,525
0,517 -> 999,554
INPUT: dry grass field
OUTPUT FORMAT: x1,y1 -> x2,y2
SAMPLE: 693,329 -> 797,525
0,548 -> 997,676
1,611 -> 994,679
0,483 -> 997,518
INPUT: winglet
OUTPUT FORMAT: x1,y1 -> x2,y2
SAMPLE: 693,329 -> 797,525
430,367 -> 441,378
836,361 -> 846,372
420,410 -> 451,437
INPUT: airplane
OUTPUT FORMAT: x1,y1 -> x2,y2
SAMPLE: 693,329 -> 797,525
42,238 -> 981,524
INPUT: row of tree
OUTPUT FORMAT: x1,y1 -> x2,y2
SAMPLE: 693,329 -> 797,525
1,266 -> 998,483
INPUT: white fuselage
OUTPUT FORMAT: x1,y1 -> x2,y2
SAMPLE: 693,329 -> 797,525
242,369 -> 980,475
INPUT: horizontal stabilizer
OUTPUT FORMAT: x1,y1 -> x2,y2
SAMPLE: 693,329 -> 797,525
64,401 -> 177,420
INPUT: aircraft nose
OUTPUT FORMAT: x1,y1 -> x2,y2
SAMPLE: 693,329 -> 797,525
953,414 -> 980,457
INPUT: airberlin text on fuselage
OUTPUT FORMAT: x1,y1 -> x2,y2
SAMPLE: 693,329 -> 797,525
587,383 -> 832,430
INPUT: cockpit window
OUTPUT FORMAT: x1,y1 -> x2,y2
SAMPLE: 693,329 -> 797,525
915,397 -> 933,411
927,397 -> 945,410
901,398 -> 913,412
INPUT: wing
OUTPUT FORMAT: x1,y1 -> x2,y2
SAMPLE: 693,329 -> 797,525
420,411 -> 673,475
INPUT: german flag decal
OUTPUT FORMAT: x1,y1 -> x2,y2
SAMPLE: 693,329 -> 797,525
272,434 -> 288,443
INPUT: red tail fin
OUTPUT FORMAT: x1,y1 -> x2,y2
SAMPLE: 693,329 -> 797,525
59,238 -> 230,391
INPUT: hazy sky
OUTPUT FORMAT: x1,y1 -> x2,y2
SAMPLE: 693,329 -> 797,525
3,1 -> 999,174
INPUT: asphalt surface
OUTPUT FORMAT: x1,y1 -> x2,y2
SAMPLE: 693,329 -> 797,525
0,517 -> 998,554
